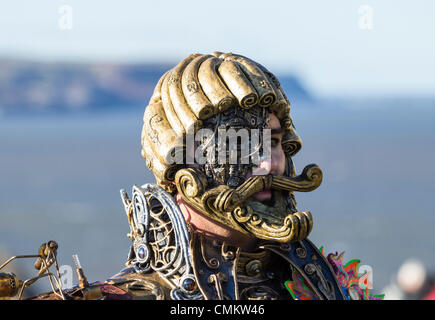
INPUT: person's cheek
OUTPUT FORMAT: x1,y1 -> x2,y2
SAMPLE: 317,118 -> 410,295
280,152 -> 286,175
273,147 -> 286,176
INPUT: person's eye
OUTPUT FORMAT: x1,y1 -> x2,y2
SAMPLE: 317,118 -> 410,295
271,138 -> 280,147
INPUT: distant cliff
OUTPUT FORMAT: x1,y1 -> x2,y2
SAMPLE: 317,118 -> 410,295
0,59 -> 311,115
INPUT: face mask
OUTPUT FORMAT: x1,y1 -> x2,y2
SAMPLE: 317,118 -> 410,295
141,52 -> 322,243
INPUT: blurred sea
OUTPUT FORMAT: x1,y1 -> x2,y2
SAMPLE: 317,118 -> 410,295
0,98 -> 434,297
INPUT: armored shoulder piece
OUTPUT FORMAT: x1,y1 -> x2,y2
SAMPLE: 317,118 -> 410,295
120,183 -> 203,300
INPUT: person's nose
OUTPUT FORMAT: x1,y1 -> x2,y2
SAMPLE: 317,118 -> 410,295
258,158 -> 272,175
252,156 -> 279,176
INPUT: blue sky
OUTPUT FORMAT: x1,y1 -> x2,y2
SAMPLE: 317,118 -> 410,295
1,0 -> 434,96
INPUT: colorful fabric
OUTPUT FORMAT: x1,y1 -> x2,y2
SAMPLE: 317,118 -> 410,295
285,247 -> 385,300
285,271 -> 318,300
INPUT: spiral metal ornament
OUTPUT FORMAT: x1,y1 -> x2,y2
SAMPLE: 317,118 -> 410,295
174,168 -> 208,199
121,184 -> 203,299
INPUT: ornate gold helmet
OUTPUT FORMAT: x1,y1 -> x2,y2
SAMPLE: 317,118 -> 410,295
141,52 -> 322,243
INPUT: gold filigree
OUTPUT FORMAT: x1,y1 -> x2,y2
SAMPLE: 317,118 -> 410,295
207,272 -> 227,300
175,165 -> 320,242
199,235 -> 220,270
221,242 -> 235,261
